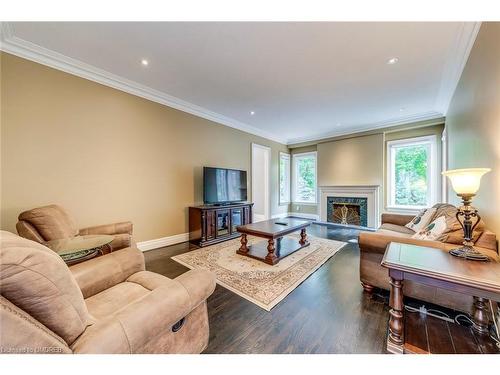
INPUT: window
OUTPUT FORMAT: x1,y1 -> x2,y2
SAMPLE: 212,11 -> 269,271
279,152 -> 290,204
387,135 -> 438,209
292,151 -> 317,203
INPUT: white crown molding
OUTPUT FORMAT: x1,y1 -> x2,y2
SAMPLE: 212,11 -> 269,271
286,110 -> 444,145
0,22 -> 478,146
137,232 -> 189,252
435,22 -> 481,115
0,22 -> 287,145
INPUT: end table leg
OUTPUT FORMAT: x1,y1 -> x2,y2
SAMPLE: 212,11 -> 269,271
265,239 -> 278,265
388,276 -> 404,353
299,228 -> 308,245
237,234 -> 249,254
472,296 -> 489,334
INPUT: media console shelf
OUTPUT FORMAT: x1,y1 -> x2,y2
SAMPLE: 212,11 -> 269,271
189,203 -> 253,247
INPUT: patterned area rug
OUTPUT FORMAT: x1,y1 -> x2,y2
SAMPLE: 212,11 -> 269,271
172,234 -> 347,311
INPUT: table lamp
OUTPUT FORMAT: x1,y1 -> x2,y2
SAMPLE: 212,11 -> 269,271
442,168 -> 491,261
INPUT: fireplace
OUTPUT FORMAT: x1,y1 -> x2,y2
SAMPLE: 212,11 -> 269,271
318,185 -> 380,228
327,197 -> 368,227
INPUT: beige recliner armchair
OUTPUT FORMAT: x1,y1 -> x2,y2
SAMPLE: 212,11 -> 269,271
0,231 -> 216,354
16,204 -> 133,252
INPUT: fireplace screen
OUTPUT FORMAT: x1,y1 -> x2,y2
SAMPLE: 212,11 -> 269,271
327,197 -> 368,227
332,203 -> 361,226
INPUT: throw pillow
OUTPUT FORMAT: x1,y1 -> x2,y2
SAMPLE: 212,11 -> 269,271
405,208 -> 436,233
432,203 -> 485,244
412,216 -> 447,241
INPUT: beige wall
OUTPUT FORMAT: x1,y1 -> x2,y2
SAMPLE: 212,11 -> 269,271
446,22 -> 500,236
0,53 -> 288,242
317,133 -> 384,187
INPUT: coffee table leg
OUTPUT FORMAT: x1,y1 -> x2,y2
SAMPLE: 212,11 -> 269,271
472,296 -> 489,334
237,234 -> 249,254
299,228 -> 308,245
388,272 -> 404,354
265,238 -> 278,265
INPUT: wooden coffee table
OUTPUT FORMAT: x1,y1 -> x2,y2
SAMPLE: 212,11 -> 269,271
381,242 -> 500,354
236,218 -> 310,265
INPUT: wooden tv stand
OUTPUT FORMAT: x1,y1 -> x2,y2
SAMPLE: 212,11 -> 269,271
189,203 -> 253,247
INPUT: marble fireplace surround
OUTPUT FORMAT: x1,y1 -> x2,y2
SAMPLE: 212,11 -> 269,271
318,185 -> 381,228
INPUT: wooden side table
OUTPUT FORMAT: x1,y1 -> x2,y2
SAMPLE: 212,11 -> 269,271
381,242 -> 500,354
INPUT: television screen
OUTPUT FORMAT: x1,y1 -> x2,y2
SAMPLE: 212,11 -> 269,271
203,167 -> 247,204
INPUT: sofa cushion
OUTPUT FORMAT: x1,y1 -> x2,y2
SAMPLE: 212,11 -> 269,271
405,208 -> 436,232
431,203 -> 485,244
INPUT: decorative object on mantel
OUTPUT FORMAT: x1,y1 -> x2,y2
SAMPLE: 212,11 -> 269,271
442,168 -> 491,261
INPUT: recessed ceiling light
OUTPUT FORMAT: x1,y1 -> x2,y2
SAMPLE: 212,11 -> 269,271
250,111 -> 255,115
400,107 -> 405,112
387,57 -> 399,65
141,59 -> 149,66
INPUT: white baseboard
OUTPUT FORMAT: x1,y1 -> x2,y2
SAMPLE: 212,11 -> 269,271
137,213 -> 319,252
137,233 -> 189,252
271,212 -> 320,220
271,212 -> 289,219
287,212 -> 320,220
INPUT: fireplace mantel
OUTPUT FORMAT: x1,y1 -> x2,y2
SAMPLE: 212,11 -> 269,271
318,185 -> 380,228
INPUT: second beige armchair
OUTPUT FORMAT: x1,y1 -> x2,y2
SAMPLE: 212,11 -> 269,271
16,204 -> 133,252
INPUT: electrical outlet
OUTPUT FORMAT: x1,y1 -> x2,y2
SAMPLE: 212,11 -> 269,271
296,205 -> 300,211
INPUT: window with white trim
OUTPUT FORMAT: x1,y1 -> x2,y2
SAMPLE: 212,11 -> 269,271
279,152 -> 291,204
292,151 -> 317,204
387,135 -> 438,209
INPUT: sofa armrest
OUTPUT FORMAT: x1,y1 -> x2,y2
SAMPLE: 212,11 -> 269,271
79,221 -> 133,236
71,269 -> 216,353
358,231 -> 446,255
70,247 -> 145,298
381,213 -> 415,227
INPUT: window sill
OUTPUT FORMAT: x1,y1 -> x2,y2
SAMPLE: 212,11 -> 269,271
292,202 -> 318,206
385,206 -> 423,215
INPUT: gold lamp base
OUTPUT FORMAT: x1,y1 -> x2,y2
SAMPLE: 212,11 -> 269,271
449,246 -> 490,262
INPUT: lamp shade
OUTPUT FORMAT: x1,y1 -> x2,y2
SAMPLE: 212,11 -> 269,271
442,168 -> 491,195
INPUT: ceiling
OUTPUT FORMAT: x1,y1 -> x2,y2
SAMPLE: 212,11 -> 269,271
1,22 -> 480,144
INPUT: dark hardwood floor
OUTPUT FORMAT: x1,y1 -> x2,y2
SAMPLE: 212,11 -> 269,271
144,223 -> 500,354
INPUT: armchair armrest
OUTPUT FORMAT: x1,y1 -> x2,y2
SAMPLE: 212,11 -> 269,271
358,231 -> 446,256
79,221 -> 133,251
70,247 -> 145,298
79,221 -> 133,236
71,269 -> 216,353
381,213 -> 415,227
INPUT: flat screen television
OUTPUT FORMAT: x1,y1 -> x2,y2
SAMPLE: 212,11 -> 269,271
203,167 -> 247,205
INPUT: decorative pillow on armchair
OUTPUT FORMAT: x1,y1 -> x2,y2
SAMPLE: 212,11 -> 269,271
412,216 -> 447,241
405,208 -> 436,233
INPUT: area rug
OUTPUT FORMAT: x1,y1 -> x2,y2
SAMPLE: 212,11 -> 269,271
171,234 -> 347,311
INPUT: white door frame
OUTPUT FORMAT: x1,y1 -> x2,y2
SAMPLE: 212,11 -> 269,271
251,143 -> 271,222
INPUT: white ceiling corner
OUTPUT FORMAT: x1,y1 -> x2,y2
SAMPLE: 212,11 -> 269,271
0,22 -> 481,145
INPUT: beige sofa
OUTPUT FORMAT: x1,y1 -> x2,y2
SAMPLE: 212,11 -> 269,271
359,204 -> 498,313
0,231 -> 216,354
